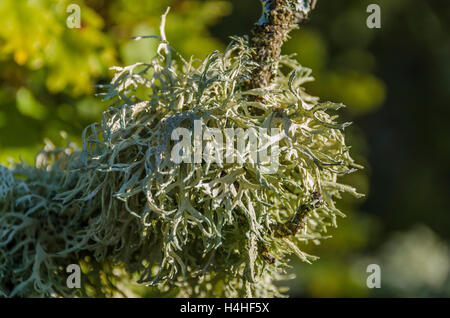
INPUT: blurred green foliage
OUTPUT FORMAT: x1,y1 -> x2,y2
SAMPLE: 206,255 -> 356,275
1,0 -> 449,297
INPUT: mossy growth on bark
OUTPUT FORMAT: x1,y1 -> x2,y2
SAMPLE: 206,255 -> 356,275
0,5 -> 362,298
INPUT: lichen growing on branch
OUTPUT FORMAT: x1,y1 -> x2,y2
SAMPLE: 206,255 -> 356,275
250,0 -> 317,88
0,7 -> 362,298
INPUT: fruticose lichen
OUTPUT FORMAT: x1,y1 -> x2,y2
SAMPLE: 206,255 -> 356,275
0,12 -> 362,298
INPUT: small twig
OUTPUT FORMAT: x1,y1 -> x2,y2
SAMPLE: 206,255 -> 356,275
270,191 -> 323,237
258,192 -> 323,264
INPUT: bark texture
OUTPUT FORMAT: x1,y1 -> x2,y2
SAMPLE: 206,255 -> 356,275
249,0 -> 317,88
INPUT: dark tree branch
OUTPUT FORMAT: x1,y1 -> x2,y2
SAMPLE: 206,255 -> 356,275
249,0 -> 317,88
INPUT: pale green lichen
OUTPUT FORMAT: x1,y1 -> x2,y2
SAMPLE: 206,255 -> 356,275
0,11 -> 362,298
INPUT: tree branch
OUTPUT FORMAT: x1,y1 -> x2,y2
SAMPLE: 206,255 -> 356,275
249,0 -> 317,88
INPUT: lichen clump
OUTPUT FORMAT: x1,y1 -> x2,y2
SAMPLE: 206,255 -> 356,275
0,24 -> 362,297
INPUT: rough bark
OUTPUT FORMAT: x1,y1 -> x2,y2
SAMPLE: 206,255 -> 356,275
249,0 -> 317,88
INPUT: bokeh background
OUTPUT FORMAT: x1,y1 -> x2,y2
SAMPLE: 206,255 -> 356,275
0,0 -> 449,297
